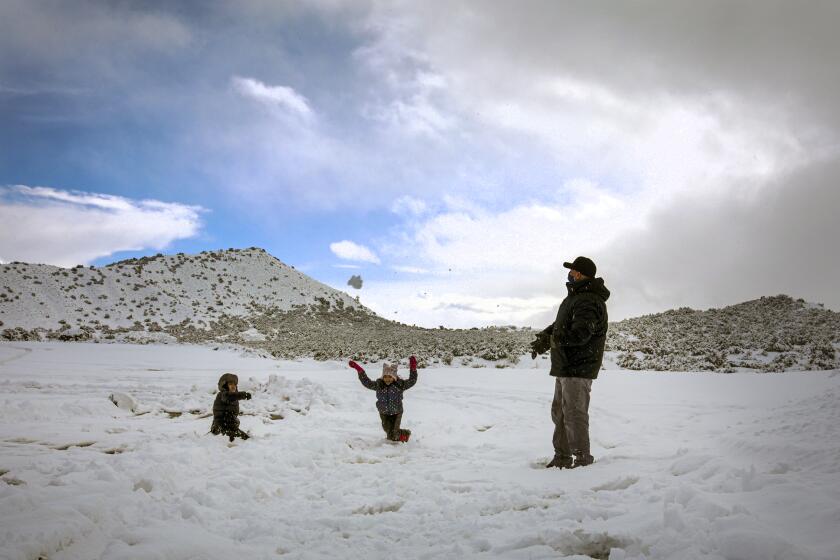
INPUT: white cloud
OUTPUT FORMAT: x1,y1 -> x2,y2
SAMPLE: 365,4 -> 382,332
390,265 -> 429,274
354,276 -> 559,329
385,179 -> 632,277
390,195 -> 428,216
333,263 -> 361,269
359,182 -> 637,326
14,185 -> 139,211
378,94 -> 455,138
329,240 -> 380,264
232,76 -> 313,120
0,185 -> 204,267
354,20 -> 455,140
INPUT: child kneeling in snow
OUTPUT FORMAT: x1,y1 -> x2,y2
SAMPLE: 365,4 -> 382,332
211,373 -> 252,442
349,356 -> 418,442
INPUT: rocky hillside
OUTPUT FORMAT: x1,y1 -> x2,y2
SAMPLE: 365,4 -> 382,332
608,295 -> 840,372
0,248 -> 532,366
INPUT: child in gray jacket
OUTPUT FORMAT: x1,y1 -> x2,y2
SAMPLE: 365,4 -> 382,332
349,356 -> 418,442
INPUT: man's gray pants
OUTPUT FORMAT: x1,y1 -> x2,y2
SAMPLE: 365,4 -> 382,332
551,377 -> 593,462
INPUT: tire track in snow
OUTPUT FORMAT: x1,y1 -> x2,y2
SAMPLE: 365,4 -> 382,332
0,345 -> 33,366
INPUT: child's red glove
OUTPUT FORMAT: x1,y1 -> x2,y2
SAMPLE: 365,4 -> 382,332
409,356 -> 417,370
348,360 -> 365,373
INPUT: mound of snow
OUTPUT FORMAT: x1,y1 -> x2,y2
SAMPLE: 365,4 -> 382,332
108,392 -> 137,413
247,373 -> 337,417
239,328 -> 266,342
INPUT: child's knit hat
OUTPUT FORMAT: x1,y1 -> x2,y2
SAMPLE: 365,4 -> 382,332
380,363 -> 399,379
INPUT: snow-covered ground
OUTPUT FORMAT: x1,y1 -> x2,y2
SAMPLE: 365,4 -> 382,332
1,342 -> 839,560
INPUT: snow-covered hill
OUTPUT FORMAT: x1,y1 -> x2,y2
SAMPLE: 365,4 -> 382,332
0,247 -> 362,333
0,248 -> 530,365
608,295 -> 840,372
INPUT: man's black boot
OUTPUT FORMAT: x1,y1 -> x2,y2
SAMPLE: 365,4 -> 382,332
570,455 -> 595,468
546,456 -> 573,469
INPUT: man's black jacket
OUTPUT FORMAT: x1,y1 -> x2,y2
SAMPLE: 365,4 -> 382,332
542,277 -> 610,379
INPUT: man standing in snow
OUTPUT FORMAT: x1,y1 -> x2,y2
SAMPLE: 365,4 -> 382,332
531,256 -> 610,469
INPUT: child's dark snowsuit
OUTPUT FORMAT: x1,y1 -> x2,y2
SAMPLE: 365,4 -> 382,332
357,364 -> 418,441
380,412 -> 402,441
211,373 -> 251,442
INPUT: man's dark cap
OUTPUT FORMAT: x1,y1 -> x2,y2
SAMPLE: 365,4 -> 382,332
563,256 -> 596,278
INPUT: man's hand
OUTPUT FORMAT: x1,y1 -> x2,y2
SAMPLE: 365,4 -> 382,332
409,355 -> 417,370
348,360 -> 365,373
244,392 -> 252,400
530,332 -> 551,359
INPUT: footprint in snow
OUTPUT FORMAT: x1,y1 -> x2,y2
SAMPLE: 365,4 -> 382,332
3,437 -> 39,444
352,500 -> 404,515
50,441 -> 96,451
528,457 -> 553,469
346,437 -> 408,450
346,437 -> 377,450
591,476 -> 640,492
348,455 -> 382,464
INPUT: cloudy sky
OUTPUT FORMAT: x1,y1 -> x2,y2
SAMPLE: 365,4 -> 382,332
2,1 -> 838,327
